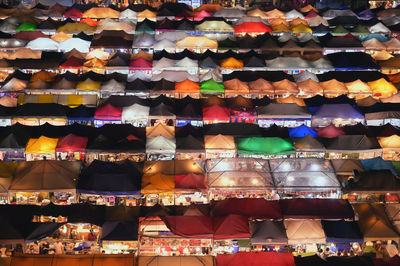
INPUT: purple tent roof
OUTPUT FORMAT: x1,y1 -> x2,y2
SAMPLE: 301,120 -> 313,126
313,104 -> 364,119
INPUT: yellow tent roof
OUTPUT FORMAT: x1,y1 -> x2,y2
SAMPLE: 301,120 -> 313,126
30,70 -> 56,83
0,161 -> 17,179
272,23 -> 291,32
371,50 -> 394,61
195,20 -> 234,32
25,136 -> 58,154
265,9 -> 285,19
296,79 -> 323,96
223,78 -> 249,93
220,57 -> 243,69
300,4 -> 319,13
83,57 -> 107,68
290,18 -> 309,27
141,173 -> 175,194
76,79 -> 101,91
51,32 -> 73,42
204,134 -> 235,149
368,78 -> 398,98
276,95 -> 306,106
247,8 -> 269,19
11,48 -> 41,60
82,7 -> 120,18
291,23 -> 312,33
176,36 -> 218,49
345,79 -> 372,94
273,79 -> 299,95
194,4 -> 222,12
269,18 -> 289,27
379,135 -> 400,148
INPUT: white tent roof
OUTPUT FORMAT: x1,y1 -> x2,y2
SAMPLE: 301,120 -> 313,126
146,136 -> 176,153
154,39 -> 176,51
323,9 -> 357,19
285,9 -> 304,19
293,70 -> 319,82
119,9 -> 138,19
128,72 -> 152,82
285,219 -> 326,244
100,79 -> 125,93
122,103 -> 149,121
2,78 -> 27,91
132,33 -> 155,48
59,38 -> 91,53
155,31 -> 189,42
151,71 -> 199,82
266,57 -> 311,69
152,58 -> 176,70
26,38 -> 59,51
214,8 -> 245,18
175,57 -> 198,68
369,22 -> 391,34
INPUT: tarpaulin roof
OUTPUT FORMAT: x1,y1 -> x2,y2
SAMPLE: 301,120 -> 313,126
292,135 -> 325,151
141,173 -> 175,193
316,124 -> 345,138
361,158 -> 397,176
216,252 -> 295,266
9,160 -> 80,192
211,198 -> 281,219
175,36 -> 218,49
285,219 -> 326,244
256,103 -> 311,118
175,173 -> 206,190
368,78 -> 398,98
331,159 -> 365,175
322,135 -> 381,151
78,160 -> 142,195
55,133 -> 87,153
200,79 -> 224,93
313,104 -> 364,119
250,220 -> 288,244
353,203 -> 400,241
100,221 -> 138,241
280,199 -> 354,219
213,214 -> 250,239
378,134 -> 400,148
25,136 -> 58,154
234,22 -> 272,33
236,137 -> 294,155
94,104 -> 122,120
204,134 -> 235,150
321,220 -> 363,243
161,216 -> 213,238
203,105 -> 229,122
289,125 -> 317,138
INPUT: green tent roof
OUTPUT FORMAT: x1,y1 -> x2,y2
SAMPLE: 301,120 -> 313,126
236,137 -> 294,155
332,25 -> 349,36
200,79 -> 225,94
16,22 -> 37,32
351,25 -> 370,35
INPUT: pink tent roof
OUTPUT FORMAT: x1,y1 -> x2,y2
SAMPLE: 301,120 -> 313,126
161,216 -> 213,238
129,58 -> 152,70
316,124 -> 345,138
63,8 -> 83,19
94,104 -> 122,120
55,133 -> 88,153
216,252 -> 295,266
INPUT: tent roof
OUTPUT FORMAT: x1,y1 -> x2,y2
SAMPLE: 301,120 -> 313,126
78,160 -> 142,195
9,160 -> 80,192
236,137 -> 294,155
55,133 -> 87,153
256,103 -> 310,118
213,214 -> 250,239
321,220 -> 363,243
292,135 -> 325,151
141,173 -> 175,193
322,135 -> 381,151
100,221 -> 138,241
25,136 -> 58,154
204,134 -> 235,149
250,220 -> 288,244
285,219 -> 326,244
345,170 -> 400,193
313,104 -> 363,119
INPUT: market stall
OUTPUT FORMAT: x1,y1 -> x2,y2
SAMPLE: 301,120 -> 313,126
379,135 -> 400,161
93,104 -> 122,127
8,160 -> 80,205
206,158 -> 276,201
292,135 -> 326,158
256,103 -> 311,128
77,160 -> 142,207
100,221 -> 138,254
146,136 -> 175,161
312,104 -> 365,127
25,136 -> 58,161
55,134 -> 87,161
249,220 -> 288,247
236,137 -> 295,159
322,135 -> 382,159
0,133 -> 26,161
121,103 -> 149,127
175,135 -> 205,161
0,162 -> 17,204
204,134 -> 236,159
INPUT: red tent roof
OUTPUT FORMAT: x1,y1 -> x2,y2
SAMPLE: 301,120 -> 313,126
202,105 -> 230,121
55,133 -> 88,153
13,31 -> 49,41
212,198 -> 282,219
216,252 -> 295,266
94,104 -> 122,120
213,214 -> 250,239
129,58 -> 152,70
280,199 -> 354,219
63,8 -> 83,19
161,216 -> 213,238
175,173 -> 207,189
234,22 -> 272,34
316,124 -> 345,138
60,56 -> 83,69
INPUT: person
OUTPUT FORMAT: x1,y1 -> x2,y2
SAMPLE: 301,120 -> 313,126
40,242 -> 49,255
54,242 -> 63,255
317,248 -> 324,258
342,249 -> 349,256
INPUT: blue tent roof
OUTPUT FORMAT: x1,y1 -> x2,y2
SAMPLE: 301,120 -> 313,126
289,125 -> 317,138
100,221 -> 138,241
360,158 -> 398,176
321,220 -> 363,244
67,105 -> 95,121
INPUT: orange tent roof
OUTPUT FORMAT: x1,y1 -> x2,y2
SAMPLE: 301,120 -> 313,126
320,79 -> 348,95
276,95 -> 306,106
272,79 -> 299,95
345,79 -> 372,94
141,173 -> 175,194
80,17 -> 99,27
248,78 -> 274,94
223,79 -> 249,94
30,70 -> 56,83
368,78 -> 398,98
175,79 -> 200,93
220,57 -> 243,69
204,134 -> 235,149
25,136 -> 58,154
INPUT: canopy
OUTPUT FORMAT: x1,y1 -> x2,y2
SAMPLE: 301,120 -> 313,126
292,135 -> 325,152
213,214 -> 250,239
212,198 -> 281,219
94,104 -> 122,121
146,123 -> 174,139
250,220 -> 288,244
100,221 -> 138,241
55,134 -> 88,153
256,104 -> 310,118
379,135 -> 400,148
9,160 -> 80,192
353,203 -> 400,241
204,134 -> 235,150
236,137 -> 294,156
203,105 -> 230,122
82,7 -> 120,18
323,135 -> 381,152
234,22 -> 272,34
313,104 -> 364,120
200,79 -> 224,94
360,158 -> 397,176
289,125 -> 317,137
368,78 -> 398,98
78,160 -> 142,195
321,220 -> 363,243
285,219 -> 326,244
345,170 -> 400,193
270,158 -> 340,190
216,253 -> 295,266
316,124 -> 345,138
122,104 -> 149,122
141,173 -> 175,193
146,136 -> 176,153
25,136 -> 58,154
